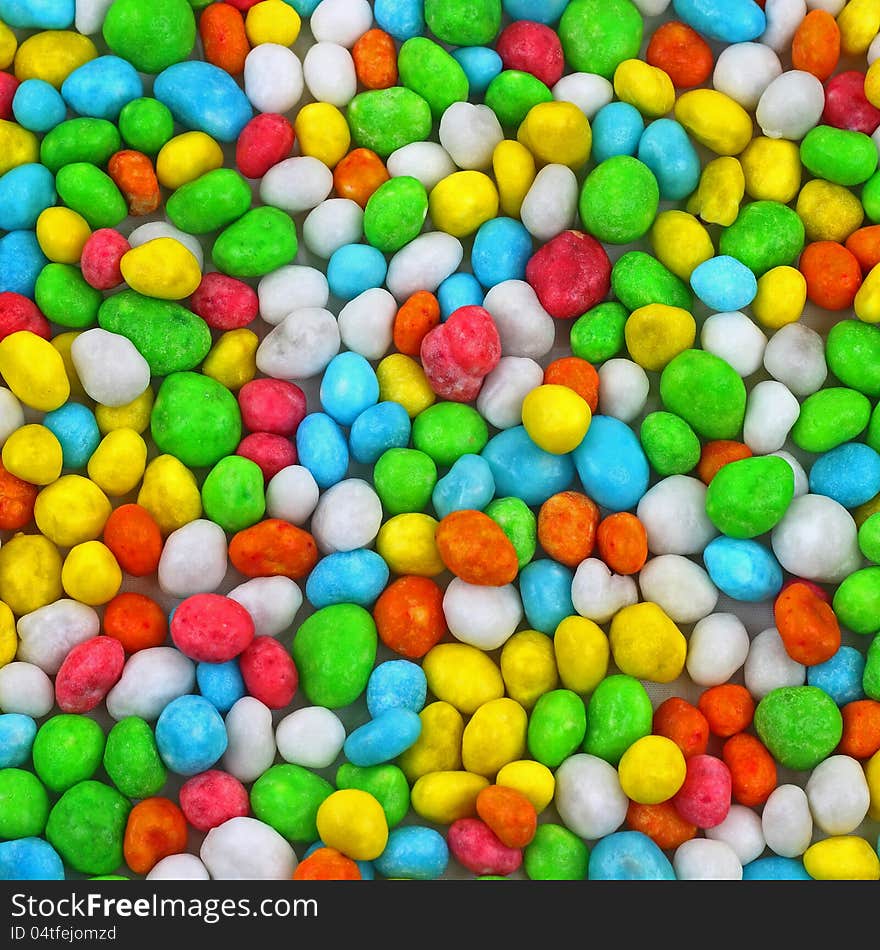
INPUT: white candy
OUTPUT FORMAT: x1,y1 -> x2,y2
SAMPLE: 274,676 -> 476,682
554,754 -> 628,839
0,387 -> 24,447
438,102 -> 504,170
743,380 -> 801,454
673,839 -> 743,880
222,697 -> 276,784
75,0 -> 114,35
0,662 -> 54,717
256,307 -> 341,380
597,359 -> 649,423
310,0 -> 372,47
756,70 -> 825,140
303,198 -> 364,259
632,0 -> 671,13
201,817 -> 297,880
806,754 -> 871,835
127,221 -> 204,269
259,157 -> 333,215
762,784 -> 813,857
258,265 -> 329,327
699,311 -> 767,377
805,0 -> 845,13
303,42 -> 357,106
106,647 -> 195,721
275,706 -> 346,769
771,450 -> 809,497
337,288 -> 397,360
705,805 -> 767,865
158,519 -> 228,597
476,356 -> 545,430
770,494 -> 862,583
686,613 -> 751,687
243,45 -> 303,114
763,322 -> 827,396
520,164 -> 578,241
744,627 -> 806,701
70,328 -> 151,407
570,558 -> 639,624
387,142 -> 457,191
385,232 -> 463,302
146,854 -> 211,881
481,280 -> 556,359
227,576 -> 303,638
443,578 -> 523,651
760,0 -> 808,53
869,31 -> 880,66
873,124 -> 880,162
552,73 -> 614,119
638,554 -> 718,624
636,476 -> 718,556
713,43 -> 783,111
266,465 -> 321,525
310,478 -> 383,554
15,600 -> 99,675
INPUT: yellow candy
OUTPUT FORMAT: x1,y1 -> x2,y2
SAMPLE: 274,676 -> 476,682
294,103 -> 350,168
316,789 -> 388,861
609,602 -> 687,683
553,615 -> 609,695
499,629 -> 558,710
137,454 -> 202,535
50,331 -> 88,401
739,137 -> 802,204
36,206 -> 92,265
521,384 -> 591,455
495,760 -> 555,814
517,101 -> 592,169
34,475 -> 112,548
398,701 -> 464,782
429,171 -> 499,238
376,354 -> 435,417
0,600 -> 16,668
0,20 -> 17,70
461,697 -> 527,778
1,425 -> 62,486
796,179 -> 864,243
867,59 -> 880,109
245,0 -> 301,45
492,139 -> 536,218
617,735 -> 687,805
837,0 -> 880,56
96,388 -> 154,435
375,512 -> 443,576
410,771 -> 489,825
201,329 -> 259,391
854,261 -> 880,323
0,533 -> 62,616
854,494 -> 880,528
752,266 -> 807,329
422,642 -> 504,715
14,30 -> 96,87
866,748 -> 880,820
613,59 -> 675,119
156,132 -> 224,190
0,331 -> 69,412
0,119 -> 38,177
650,210 -> 714,281
803,836 -> 880,880
686,156 -> 744,227
625,304 -> 696,372
87,429 -> 148,497
61,541 -> 122,606
673,89 -> 753,156
119,238 -> 202,300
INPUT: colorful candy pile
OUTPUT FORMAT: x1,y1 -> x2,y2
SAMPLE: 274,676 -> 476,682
3,0 -> 880,884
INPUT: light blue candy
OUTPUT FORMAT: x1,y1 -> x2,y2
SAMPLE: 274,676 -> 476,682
588,831 -> 676,881
367,660 -> 427,718
306,549 -> 390,609
327,244 -> 388,300
42,402 -> 100,470
196,660 -> 246,715
437,272 -> 484,320
690,255 -> 759,311
153,61 -> 253,143
284,0 -> 322,13
807,646 -> 865,706
742,856 -> 812,881
343,708 -> 422,767
482,425 -> 575,507
61,56 -> 144,122
349,401 -> 411,465
431,453 -> 496,519
591,102 -> 645,163
374,0 -> 424,39
0,0 -> 73,28
374,826 -> 449,880
295,412 -> 349,489
503,0 -> 570,23
703,536 -> 783,602
155,695 -> 227,777
809,442 -> 880,509
0,163 -> 56,231
0,230 -> 48,297
519,559 -> 574,634
637,119 -> 701,202
672,0 -> 766,43
320,351 -> 380,426
0,838 -> 65,880
12,80 -> 66,134
572,415 -> 649,512
303,839 -> 374,879
451,47 -> 503,96
471,217 -> 533,287
0,714 -> 37,769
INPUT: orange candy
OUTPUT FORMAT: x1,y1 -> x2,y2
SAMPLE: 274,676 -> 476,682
103,591 -> 168,653
102,503 -> 163,577
845,225 -> 880,273
393,291 -> 441,356
645,21 -> 713,89
542,357 -> 599,412
536,491 -> 599,568
435,509 -> 519,586
107,150 -> 161,216
838,700 -> 880,759
652,697 -> 710,759
791,9 -> 840,81
293,847 -> 362,880
722,733 -> 777,807
228,518 -> 319,579
475,784 -> 537,849
697,440 -> 752,485
352,28 -> 398,90
595,512 -> 648,575
123,797 -> 188,875
697,684 -> 755,738
774,581 -> 841,667
373,574 -> 446,659
332,147 -> 390,209
799,241 -> 862,311
0,461 -> 38,531
625,800 -> 697,851
199,2 -> 250,75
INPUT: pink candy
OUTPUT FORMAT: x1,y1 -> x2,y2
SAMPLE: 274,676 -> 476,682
0,292 -> 50,340
496,19 -> 565,88
170,593 -> 255,663
237,431 -> 297,482
447,818 -> 522,876
80,228 -> 130,290
236,112 -> 296,180
672,753 -> 733,829
420,305 -> 501,402
54,636 -> 125,714
238,378 -> 307,435
239,636 -> 298,709
822,70 -> 880,134
525,229 -> 612,320
190,272 -> 259,330
0,73 -> 18,120
179,769 -> 250,831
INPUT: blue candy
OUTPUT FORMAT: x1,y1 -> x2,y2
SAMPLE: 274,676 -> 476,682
349,401 -> 411,465
690,255 -> 759,311
637,119 -> 701,201
366,660 -> 427,718
482,425 -> 575,507
431,453 -> 496,519
295,412 -> 349,489
587,831 -> 676,881
155,695 -> 228,776
437,272 -> 484,319
450,47 -> 503,96
42,402 -> 100,469
672,0 -> 766,43
303,840 -> 374,879
807,646 -> 866,706
519,559 -> 575,634
285,0 -> 322,14
742,856 -> 812,881
153,61 -> 253,143
0,714 -> 37,768
196,660 -> 246,714
0,838 -> 65,880
0,230 -> 48,297
471,217 -> 533,287
61,56 -> 144,122
327,243 -> 388,300
320,351 -> 380,426
374,0 -> 424,39
373,826 -> 449,880
306,549 -> 390,609
503,0 -> 570,24
809,442 -> 880,509
0,0 -> 73,28
12,80 -> 66,134
343,708 -> 422,767
572,415 -> 650,512
0,163 -> 56,231
703,536 -> 783,602
591,102 -> 645,163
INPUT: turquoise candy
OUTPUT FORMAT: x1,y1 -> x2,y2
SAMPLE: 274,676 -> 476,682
153,61 -> 252,142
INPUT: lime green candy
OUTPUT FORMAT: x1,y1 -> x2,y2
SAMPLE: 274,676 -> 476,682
485,70 -> 553,128
364,176 -> 429,254
32,714 -> 105,793
861,169 -> 880,222
412,402 -> 489,466
118,97 -> 175,155
103,0 -> 196,74
754,686 -> 843,771
800,126 -> 878,186
869,404 -> 880,454
527,689 -> 587,769
398,37 -> 469,121
373,448 -> 437,515
151,371 -> 242,468
559,0 -> 643,79
347,88 -> 432,159
484,496 -> 537,569
705,455 -> 795,539
832,567 -> 880,636
790,387 -> 872,453
212,206 -> 298,278
639,411 -> 701,477
250,764 -> 333,842
579,156 -> 659,245
336,763 -> 410,828
864,634 -> 880,700
292,604 -> 378,708
46,780 -> 131,875
582,674 -> 652,765
40,118 -> 121,174
166,168 -> 252,235
0,768 -> 49,839
570,302 -> 627,363
524,823 -> 590,881
612,251 -> 692,311
55,162 -> 127,230
34,263 -> 103,329
424,0 -> 501,46
859,513 -> 880,563
825,320 -> 880,397
719,200 -> 805,276
201,455 -> 266,532
659,349 -> 747,440
103,717 -> 167,799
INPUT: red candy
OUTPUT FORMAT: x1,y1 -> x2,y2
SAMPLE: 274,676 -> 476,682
420,305 -> 501,402
80,229 -> 130,291
822,70 -> 880,134
190,272 -> 259,330
496,20 -> 565,88
0,292 -> 50,341
239,635 -> 298,709
525,230 -> 612,320
54,636 -> 125,714
0,461 -> 39,531
0,73 -> 19,120
179,769 -> 250,831
447,818 -> 523,877
780,576 -> 832,604
170,593 -> 255,663
238,378 -> 307,435
237,431 -> 297,482
672,753 -> 732,829
236,113 -> 296,180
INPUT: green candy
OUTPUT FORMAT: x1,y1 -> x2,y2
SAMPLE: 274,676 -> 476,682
705,455 -> 794,539
34,263 -> 102,329
825,320 -> 880,397
424,0 -> 501,46
40,118 -> 121,174
754,686 -> 843,771
859,513 -> 880,563
582,674 -> 652,765
719,200 -> 805,276
46,780 -> 131,876
336,763 -> 410,828
98,291 -> 212,376
639,411 -> 701,477
559,0 -> 643,79
527,689 -> 587,768
398,37 -> 469,120
32,715 -> 105,793
862,169 -> 880,222
118,97 -> 175,155
484,70 -> 553,128
250,764 -> 333,842
864,634 -> 880,700
373,448 -> 437,515
800,125 -> 878,187
790,387 -> 872,453
212,206 -> 298,278
612,251 -> 692,311
347,88 -> 432,158
570,302 -> 627,363
579,156 -> 659,245
364,176 -> 429,254
659,349 -> 747,440
55,162 -> 127,229
103,717 -> 167,799
484,496 -> 537,569
523,823 -> 589,881
201,455 -> 266,532
103,0 -> 196,74
0,769 -> 49,839
292,604 -> 378,708
832,567 -> 880,636
412,402 -> 489,466
166,168 -> 252,235
869,403 -> 880,454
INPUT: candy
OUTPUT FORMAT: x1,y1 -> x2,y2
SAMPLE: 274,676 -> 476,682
45,779 -> 130,875
200,816 -> 297,880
